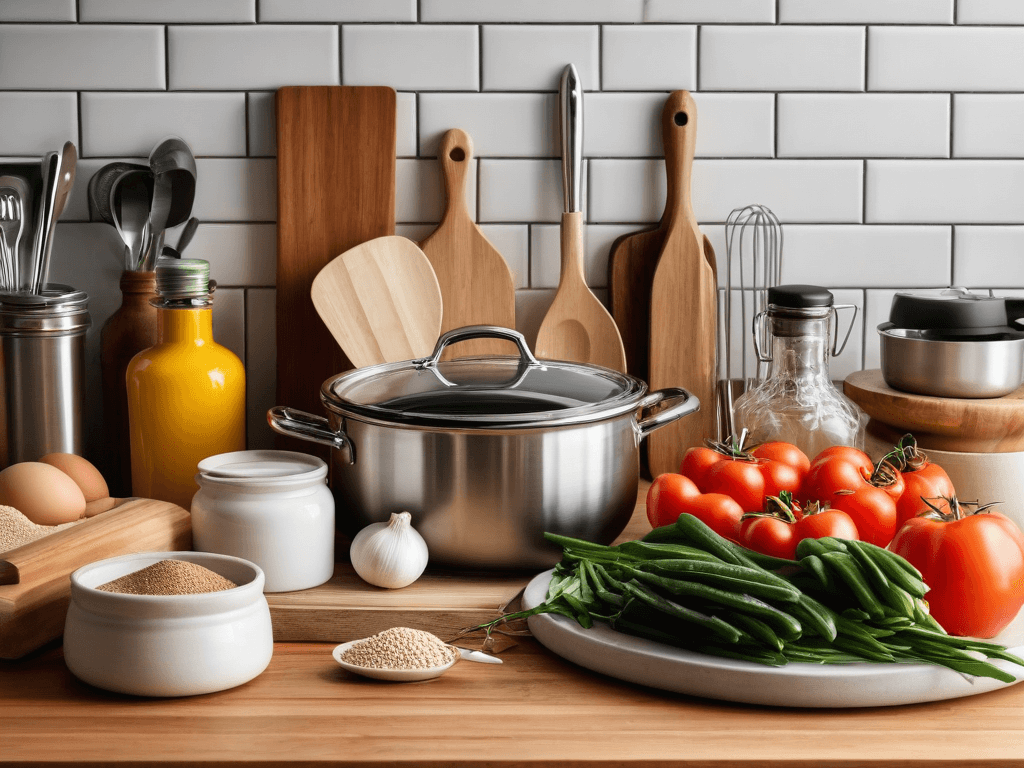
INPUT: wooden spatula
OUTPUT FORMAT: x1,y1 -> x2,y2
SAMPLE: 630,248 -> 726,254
311,236 -> 443,368
535,64 -> 627,373
419,128 -> 517,359
648,91 -> 717,477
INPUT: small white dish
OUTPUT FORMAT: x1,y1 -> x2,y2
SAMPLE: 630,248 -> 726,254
331,641 -> 501,682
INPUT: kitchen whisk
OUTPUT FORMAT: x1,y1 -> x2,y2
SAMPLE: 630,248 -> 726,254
719,204 -> 783,441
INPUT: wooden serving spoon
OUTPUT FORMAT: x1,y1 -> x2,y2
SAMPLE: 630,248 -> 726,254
310,235 -> 443,368
535,64 -> 627,373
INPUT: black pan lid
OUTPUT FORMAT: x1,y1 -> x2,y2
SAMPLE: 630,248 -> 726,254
890,288 -> 1024,332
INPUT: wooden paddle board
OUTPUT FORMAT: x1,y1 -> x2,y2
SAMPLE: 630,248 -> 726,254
647,91 -> 717,477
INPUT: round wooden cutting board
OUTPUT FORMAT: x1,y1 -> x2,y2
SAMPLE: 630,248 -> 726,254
844,369 -> 1024,453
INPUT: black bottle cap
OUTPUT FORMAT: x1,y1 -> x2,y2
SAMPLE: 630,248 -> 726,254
768,284 -> 834,309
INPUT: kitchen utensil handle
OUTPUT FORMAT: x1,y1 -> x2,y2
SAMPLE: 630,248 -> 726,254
662,91 -> 698,229
420,325 -> 540,369
559,64 -> 583,213
266,406 -> 354,464
438,129 -> 472,221
31,152 -> 59,293
831,304 -> 858,357
636,387 -> 700,441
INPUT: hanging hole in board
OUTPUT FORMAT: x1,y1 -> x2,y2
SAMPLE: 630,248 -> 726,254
449,148 -> 466,162
674,112 -> 688,126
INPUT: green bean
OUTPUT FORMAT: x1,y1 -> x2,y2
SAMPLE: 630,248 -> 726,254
788,595 -> 838,642
862,540 -> 925,580
860,545 -> 929,598
796,538 -> 835,559
584,561 -> 625,609
798,554 -> 837,593
619,579 -> 745,644
724,612 -> 784,652
820,551 -> 886,619
617,540 -> 724,563
638,559 -> 800,595
695,644 -> 788,667
843,540 -> 891,595
641,567 -> 802,604
666,514 -> 757,567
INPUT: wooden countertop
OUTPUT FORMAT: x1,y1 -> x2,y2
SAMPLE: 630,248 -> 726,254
3,483 -> 1024,766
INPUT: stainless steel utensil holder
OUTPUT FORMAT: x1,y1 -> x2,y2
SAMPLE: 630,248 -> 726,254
0,285 -> 90,466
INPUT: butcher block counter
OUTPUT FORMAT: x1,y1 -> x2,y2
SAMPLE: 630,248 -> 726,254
2,484 -> 1024,767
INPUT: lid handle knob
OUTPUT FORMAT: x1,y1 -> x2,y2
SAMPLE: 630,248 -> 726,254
417,325 -> 540,371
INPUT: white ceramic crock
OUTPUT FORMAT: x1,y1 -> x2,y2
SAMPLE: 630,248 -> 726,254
64,551 -> 273,697
191,450 -> 335,593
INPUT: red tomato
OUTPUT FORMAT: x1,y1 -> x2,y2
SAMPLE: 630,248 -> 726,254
803,447 -> 900,546
796,508 -> 859,542
739,495 -> 859,561
740,515 -> 797,560
752,442 -> 811,476
889,500 -> 1024,638
679,447 -> 726,491
760,460 -> 803,501
885,436 -> 957,530
705,459 -> 766,511
646,473 -> 743,540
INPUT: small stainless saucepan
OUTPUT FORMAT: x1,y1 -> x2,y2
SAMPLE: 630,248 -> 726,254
268,325 -> 700,569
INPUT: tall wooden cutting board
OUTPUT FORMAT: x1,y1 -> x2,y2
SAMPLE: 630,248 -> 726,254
648,91 -> 717,477
419,129 -> 517,359
276,86 -> 396,454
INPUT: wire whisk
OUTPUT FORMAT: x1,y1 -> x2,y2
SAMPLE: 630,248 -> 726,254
719,204 -> 783,441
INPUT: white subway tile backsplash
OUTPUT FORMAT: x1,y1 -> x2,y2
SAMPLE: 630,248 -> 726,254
213,288 -> 246,365
515,288 -> 556,349
185,224 -> 276,286
482,26 -> 599,92
584,93 -> 664,158
870,27 -> 1024,91
396,158 -> 477,224
81,93 -> 247,158
0,93 -> 77,156
259,0 -> 414,22
0,25 -> 165,90
957,0 -> 1024,24
643,0 -> 774,23
479,225 -> 529,289
588,159 -> 863,224
419,94 -> 556,158
247,92 -> 276,158
777,94 -> 950,158
80,0 -> 255,22
245,288 -> 277,449
953,226 -> 1024,287
421,0 -> 642,23
780,0 -> 952,23
701,26 -> 865,92
953,95 -> 1024,158
396,93 -> 418,158
601,26 -> 696,92
342,25 -> 478,91
780,225 -> 952,287
694,94 -> 775,158
191,159 -> 277,222
169,26 -> 340,91
478,159 -> 566,223
866,160 -> 1024,223
531,223 -> 636,289
0,0 -> 75,22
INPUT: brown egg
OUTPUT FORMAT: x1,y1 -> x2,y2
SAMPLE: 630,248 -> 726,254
0,462 -> 86,525
39,453 -> 109,502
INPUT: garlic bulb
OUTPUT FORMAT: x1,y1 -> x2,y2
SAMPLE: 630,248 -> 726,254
349,511 -> 429,589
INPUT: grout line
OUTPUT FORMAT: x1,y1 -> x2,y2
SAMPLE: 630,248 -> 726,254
163,25 -> 169,91
861,159 -> 867,224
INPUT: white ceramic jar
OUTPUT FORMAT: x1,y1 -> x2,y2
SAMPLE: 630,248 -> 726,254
64,551 -> 273,697
191,450 -> 335,593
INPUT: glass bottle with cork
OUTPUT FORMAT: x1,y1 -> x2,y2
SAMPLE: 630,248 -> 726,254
126,259 -> 245,509
733,284 -> 863,457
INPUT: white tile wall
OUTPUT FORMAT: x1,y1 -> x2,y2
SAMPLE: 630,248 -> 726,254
5,8 -> 1024,457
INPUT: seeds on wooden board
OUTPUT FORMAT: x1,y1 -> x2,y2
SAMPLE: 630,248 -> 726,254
96,559 -> 238,595
0,506 -> 81,553
340,627 -> 457,670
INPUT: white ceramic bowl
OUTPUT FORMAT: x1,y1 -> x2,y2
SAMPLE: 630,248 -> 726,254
64,551 -> 274,697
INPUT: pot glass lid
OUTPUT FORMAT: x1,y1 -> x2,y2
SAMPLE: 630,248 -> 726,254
321,326 -> 647,428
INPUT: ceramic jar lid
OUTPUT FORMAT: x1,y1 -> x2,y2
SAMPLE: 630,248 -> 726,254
197,450 -> 327,487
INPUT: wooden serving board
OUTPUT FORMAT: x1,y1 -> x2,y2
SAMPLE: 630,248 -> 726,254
275,86 -> 396,456
0,498 -> 191,659
844,368 -> 1024,453
266,482 -> 653,643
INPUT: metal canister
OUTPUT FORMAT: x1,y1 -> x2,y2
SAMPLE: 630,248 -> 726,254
0,285 -> 91,466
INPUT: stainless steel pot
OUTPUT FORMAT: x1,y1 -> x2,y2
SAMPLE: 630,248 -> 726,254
879,323 -> 1024,399
269,326 -> 699,568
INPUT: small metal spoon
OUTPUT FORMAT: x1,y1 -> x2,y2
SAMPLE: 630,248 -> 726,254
331,641 -> 502,682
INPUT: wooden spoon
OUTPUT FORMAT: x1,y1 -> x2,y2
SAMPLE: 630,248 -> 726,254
535,64 -> 627,373
419,129 -> 517,359
310,235 -> 443,368
647,91 -> 718,477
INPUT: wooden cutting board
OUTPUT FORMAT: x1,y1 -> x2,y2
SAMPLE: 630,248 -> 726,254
265,482 -> 653,643
0,498 -> 191,659
647,91 -> 717,477
275,86 -> 396,454
419,129 -> 517,359
845,368 -> 1024,453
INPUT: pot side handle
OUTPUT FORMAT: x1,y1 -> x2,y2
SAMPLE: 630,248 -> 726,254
636,388 -> 700,442
266,406 -> 354,465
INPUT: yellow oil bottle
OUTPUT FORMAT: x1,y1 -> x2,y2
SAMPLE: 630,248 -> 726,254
126,259 -> 245,509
